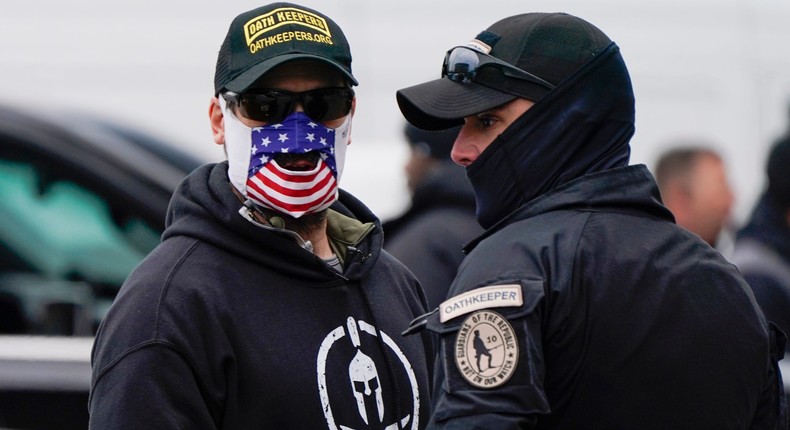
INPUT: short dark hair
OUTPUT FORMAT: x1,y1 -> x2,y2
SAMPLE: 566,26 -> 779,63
654,146 -> 721,190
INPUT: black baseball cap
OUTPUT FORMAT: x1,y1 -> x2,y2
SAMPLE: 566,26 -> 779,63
214,2 -> 357,95
397,13 -> 612,130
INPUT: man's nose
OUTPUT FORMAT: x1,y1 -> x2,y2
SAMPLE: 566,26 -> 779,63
293,101 -> 305,113
450,125 -> 475,167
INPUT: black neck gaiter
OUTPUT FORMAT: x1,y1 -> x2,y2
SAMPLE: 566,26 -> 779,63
466,43 -> 635,229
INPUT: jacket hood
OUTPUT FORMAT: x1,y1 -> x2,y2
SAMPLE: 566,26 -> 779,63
465,165 -> 673,251
467,43 -> 635,229
163,162 -> 383,283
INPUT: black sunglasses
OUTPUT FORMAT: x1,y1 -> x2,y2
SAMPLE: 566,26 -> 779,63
223,87 -> 354,124
442,46 -> 555,92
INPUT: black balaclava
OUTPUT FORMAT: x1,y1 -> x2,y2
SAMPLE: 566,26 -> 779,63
467,43 -> 635,229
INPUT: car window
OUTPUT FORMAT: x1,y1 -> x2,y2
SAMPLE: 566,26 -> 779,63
0,159 -> 160,335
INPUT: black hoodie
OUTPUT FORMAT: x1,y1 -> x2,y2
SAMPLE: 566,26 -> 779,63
89,162 -> 433,429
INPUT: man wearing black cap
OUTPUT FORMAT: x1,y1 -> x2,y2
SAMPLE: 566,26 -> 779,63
732,128 -> 790,353
89,3 -> 432,428
398,12 -> 786,429
383,123 -> 482,310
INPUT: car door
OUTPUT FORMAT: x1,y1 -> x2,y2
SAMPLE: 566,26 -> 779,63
0,105 -> 203,429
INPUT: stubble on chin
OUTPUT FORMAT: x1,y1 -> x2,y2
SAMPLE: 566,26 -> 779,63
263,208 -> 328,237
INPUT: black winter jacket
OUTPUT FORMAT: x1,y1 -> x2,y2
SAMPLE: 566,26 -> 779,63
384,162 -> 482,309
732,193 -> 790,352
424,166 -> 786,429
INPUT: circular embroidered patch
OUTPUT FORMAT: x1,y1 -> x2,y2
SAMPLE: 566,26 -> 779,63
454,310 -> 519,389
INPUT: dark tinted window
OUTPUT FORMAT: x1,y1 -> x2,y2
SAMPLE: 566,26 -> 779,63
0,160 -> 160,335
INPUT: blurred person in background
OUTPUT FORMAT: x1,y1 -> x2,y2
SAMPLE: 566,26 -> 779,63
731,127 -> 790,352
89,3 -> 432,428
383,123 -> 482,309
397,11 -> 786,429
654,145 -> 735,248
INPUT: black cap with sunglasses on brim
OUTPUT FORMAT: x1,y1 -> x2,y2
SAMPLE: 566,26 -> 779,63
396,13 -> 612,131
214,2 -> 357,96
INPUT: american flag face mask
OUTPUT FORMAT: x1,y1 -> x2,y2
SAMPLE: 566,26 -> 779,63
221,97 -> 350,218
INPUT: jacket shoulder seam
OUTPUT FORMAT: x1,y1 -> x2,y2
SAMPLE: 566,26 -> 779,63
154,239 -> 203,339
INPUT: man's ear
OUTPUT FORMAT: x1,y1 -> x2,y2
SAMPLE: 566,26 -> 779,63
347,97 -> 356,146
209,96 -> 225,146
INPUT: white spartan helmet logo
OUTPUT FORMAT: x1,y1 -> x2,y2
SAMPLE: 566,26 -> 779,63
346,316 -> 384,424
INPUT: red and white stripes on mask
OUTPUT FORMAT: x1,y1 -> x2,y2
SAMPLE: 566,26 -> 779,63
221,97 -> 350,218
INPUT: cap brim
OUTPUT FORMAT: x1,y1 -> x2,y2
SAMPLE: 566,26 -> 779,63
396,78 -> 517,130
223,53 -> 358,93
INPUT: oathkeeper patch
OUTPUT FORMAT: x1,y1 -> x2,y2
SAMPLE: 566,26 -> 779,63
440,284 -> 522,323
454,310 -> 518,389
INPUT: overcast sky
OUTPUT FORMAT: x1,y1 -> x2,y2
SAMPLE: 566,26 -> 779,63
3,0 -> 790,224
